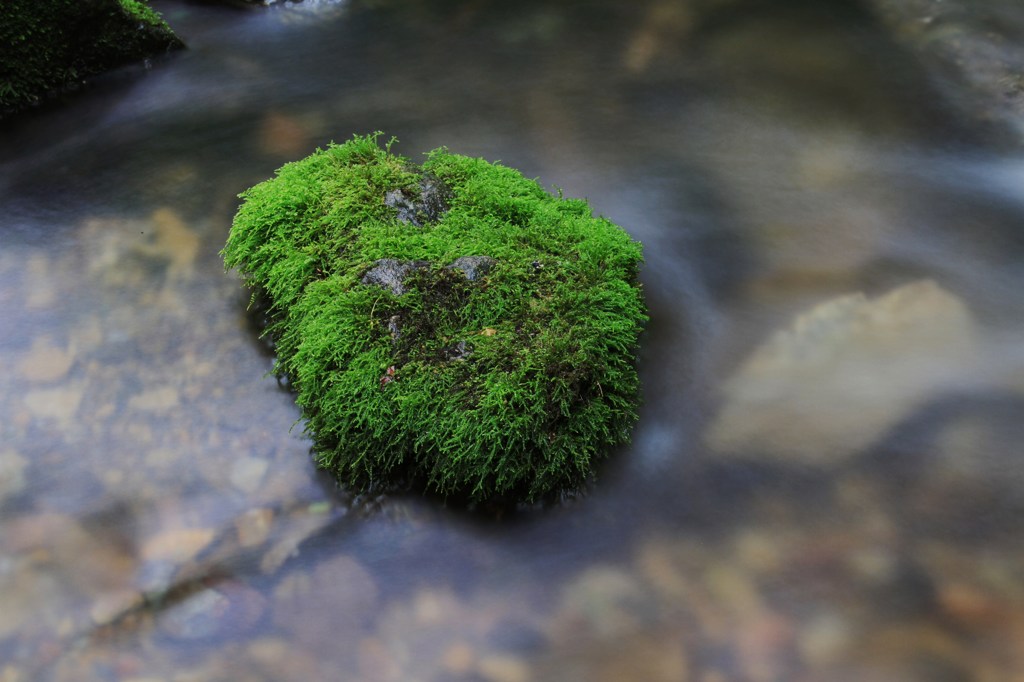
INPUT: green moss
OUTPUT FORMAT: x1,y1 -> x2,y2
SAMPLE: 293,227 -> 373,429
224,134 -> 646,503
0,0 -> 184,117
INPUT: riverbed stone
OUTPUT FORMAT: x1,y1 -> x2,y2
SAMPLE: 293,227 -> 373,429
229,456 -> 269,493
23,384 -> 84,426
0,449 -> 28,502
272,554 -> 378,653
141,528 -> 215,563
706,280 -> 980,465
17,336 -> 74,383
159,581 -> 265,641
127,386 -> 180,412
867,0 -> 1024,135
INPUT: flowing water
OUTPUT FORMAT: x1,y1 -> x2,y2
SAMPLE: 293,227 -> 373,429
3,1 -> 1024,680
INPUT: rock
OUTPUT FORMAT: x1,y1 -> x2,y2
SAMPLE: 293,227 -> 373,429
921,398 -> 1024,503
532,630 -> 690,682
25,254 -> 57,310
223,134 -> 645,503
554,566 -> 650,639
147,208 -> 199,285
358,637 -> 403,682
159,581 -> 265,641
244,638 -> 324,681
442,340 -> 472,362
258,503 -> 335,574
371,586 -> 518,682
447,256 -> 496,281
477,655 -> 530,682
383,176 -> 452,226
796,612 -> 853,668
360,259 -> 430,296
704,562 -> 764,617
734,611 -> 795,682
0,449 -> 28,501
23,384 -> 84,425
127,386 -> 180,412
229,456 -> 269,493
90,589 -> 145,626
141,528 -> 215,563
17,336 -> 75,383
440,641 -> 476,675
706,280 -> 980,465
937,583 -> 1008,629
259,111 -> 312,158
272,554 -> 378,653
0,0 -> 184,119
852,623 -> 975,682
235,507 -> 275,548
866,0 -> 1024,135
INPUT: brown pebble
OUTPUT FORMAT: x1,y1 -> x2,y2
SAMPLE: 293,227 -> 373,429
160,581 -> 265,641
441,641 -> 476,675
939,583 -> 1007,628
597,632 -> 689,682
477,655 -> 529,682
17,336 -> 74,383
736,611 -> 796,682
127,386 -> 180,412
89,589 -> 144,626
141,528 -> 215,563
1,665 -> 25,682
259,112 -> 311,158
24,385 -> 84,423
236,508 -> 275,548
358,637 -> 402,682
246,638 -> 324,680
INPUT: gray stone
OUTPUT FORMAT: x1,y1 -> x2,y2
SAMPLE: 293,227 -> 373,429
443,340 -> 472,361
383,176 -> 453,226
447,256 -> 495,282
360,259 -> 429,296
383,190 -> 421,226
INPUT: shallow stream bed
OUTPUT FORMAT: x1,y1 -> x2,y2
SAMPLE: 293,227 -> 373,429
2,1 -> 1024,680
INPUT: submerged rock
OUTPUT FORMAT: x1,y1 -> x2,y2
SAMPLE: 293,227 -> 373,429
223,134 -> 646,502
0,0 -> 184,118
706,280 -> 980,465
866,0 -> 1024,135
0,449 -> 28,502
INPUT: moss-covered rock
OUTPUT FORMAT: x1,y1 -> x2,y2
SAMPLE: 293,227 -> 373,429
223,134 -> 646,503
0,0 -> 184,117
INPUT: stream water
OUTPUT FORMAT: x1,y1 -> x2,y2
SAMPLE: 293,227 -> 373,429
3,1 -> 1024,680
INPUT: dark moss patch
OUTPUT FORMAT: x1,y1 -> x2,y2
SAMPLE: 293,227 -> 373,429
0,0 -> 184,118
223,134 -> 646,503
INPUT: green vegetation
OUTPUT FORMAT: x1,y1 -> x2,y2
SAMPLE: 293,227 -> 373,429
0,0 -> 183,117
224,134 -> 646,503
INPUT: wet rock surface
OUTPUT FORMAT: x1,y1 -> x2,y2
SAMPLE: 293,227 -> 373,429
706,280 -> 981,465
448,256 -> 496,282
383,175 -> 453,227
866,0 -> 1024,136
361,258 -> 430,296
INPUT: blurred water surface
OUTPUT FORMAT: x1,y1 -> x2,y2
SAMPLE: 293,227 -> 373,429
2,1 -> 1024,680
